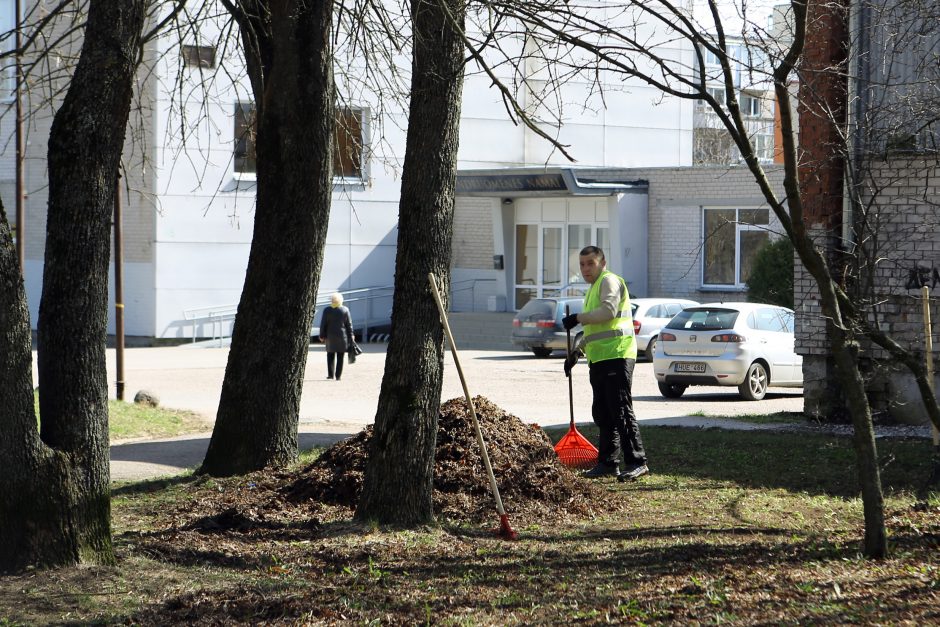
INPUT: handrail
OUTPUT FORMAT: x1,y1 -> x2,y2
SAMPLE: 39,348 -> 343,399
450,278 -> 497,312
182,285 -> 395,346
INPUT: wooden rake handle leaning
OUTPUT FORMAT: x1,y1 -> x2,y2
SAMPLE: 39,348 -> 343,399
428,273 -> 517,540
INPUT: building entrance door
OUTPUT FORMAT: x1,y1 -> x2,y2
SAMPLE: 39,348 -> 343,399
513,211 -> 609,310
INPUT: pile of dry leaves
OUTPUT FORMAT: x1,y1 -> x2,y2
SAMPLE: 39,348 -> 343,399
283,395 -> 600,523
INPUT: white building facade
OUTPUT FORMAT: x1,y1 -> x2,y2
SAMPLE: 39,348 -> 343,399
1,1 -> 794,341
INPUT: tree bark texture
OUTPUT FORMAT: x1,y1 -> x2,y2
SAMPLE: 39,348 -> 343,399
201,1 -> 334,476
0,202 -> 76,572
831,326 -> 888,557
355,0 -> 466,525
13,0 -> 145,570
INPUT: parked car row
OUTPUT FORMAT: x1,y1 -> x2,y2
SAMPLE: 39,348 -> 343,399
511,297 -> 803,401
510,297 -> 584,358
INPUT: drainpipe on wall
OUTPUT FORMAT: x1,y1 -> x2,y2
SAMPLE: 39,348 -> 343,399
842,0 -> 863,249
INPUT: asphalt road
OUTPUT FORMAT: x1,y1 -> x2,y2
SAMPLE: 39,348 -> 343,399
32,343 -> 803,481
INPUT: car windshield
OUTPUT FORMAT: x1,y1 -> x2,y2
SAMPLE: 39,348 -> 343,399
666,308 -> 739,331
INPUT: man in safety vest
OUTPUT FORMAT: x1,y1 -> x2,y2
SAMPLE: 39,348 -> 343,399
562,246 -> 649,481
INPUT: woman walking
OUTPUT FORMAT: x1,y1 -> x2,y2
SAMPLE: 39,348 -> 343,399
319,293 -> 355,380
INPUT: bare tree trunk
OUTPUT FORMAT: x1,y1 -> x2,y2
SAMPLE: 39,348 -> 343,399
201,0 -> 334,476
0,201 -> 76,572
831,326 -> 888,556
788,221 -> 887,557
355,0 -> 466,525
3,0 -> 146,571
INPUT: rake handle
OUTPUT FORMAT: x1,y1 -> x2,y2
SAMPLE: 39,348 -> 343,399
428,273 -> 507,518
565,304 -> 576,429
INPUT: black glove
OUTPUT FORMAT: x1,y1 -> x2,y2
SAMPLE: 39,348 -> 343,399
561,313 -> 580,330
564,352 -> 579,377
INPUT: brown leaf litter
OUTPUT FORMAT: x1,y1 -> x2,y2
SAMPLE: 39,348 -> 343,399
283,395 -> 604,523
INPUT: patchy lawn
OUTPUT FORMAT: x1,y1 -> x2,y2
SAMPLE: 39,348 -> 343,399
108,400 -> 211,442
2,399 -> 938,625
34,391 -> 211,442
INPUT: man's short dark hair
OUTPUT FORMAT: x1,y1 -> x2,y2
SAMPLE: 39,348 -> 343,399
580,245 -> 605,261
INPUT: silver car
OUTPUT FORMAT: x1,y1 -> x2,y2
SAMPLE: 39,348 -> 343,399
510,297 -> 584,357
653,302 -> 803,400
631,298 -> 700,361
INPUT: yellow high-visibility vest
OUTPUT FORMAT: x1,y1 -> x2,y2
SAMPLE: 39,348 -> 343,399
582,269 -> 636,363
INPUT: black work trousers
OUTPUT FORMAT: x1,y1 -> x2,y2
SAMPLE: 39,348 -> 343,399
589,357 -> 646,469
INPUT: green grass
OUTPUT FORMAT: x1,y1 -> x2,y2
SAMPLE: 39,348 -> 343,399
107,400 -> 209,441
3,425 -> 938,625
34,391 -> 210,442
547,423 -> 935,497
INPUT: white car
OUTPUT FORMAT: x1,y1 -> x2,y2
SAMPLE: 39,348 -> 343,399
653,302 -> 803,401
631,298 -> 700,361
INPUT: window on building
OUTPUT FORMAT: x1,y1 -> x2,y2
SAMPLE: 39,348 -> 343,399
693,127 -> 738,165
233,103 -> 366,179
233,102 -> 257,174
702,207 -> 770,288
753,132 -> 774,161
740,92 -> 763,117
707,87 -> 726,106
182,45 -> 216,69
334,108 -> 364,179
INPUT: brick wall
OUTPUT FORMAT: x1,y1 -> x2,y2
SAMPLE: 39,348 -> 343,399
861,159 -> 940,359
798,0 -> 848,230
794,1 -> 940,424
452,197 -> 495,270
637,166 -> 786,301
796,158 -> 940,422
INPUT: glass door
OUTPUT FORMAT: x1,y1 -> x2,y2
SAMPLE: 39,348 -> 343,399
514,224 -> 538,308
540,226 -> 563,297
565,224 -> 609,297
514,221 -> 608,309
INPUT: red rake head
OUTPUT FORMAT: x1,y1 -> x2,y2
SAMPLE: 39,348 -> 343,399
554,426 -> 599,470
493,513 -> 518,540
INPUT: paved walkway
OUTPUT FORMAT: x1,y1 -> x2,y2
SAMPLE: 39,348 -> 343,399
37,343 -> 804,482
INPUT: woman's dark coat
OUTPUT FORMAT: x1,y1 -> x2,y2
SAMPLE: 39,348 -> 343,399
319,305 -> 354,353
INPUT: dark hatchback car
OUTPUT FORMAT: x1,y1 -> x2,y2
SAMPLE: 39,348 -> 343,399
511,297 -> 584,357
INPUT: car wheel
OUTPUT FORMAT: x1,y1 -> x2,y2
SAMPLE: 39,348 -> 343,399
738,362 -> 769,401
658,381 -> 687,398
645,336 -> 657,362
531,347 -> 553,358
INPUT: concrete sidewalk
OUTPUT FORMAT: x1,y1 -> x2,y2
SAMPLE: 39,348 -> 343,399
47,343 -> 803,482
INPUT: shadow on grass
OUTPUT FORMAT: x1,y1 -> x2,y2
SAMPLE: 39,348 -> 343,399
547,424 -> 939,499
118,519 -> 940,627
112,473 -> 202,496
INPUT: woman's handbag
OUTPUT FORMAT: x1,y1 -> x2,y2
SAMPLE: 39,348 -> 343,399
348,342 -> 363,363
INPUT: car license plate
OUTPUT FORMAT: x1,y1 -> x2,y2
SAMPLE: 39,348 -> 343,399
522,322 -> 537,328
675,362 -> 706,373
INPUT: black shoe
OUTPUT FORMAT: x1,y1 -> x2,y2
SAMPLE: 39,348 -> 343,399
582,464 -> 620,478
327,375 -> 334,379
618,464 -> 649,482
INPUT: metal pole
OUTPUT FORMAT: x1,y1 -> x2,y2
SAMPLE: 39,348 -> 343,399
114,175 -> 125,400
923,286 -> 937,447
14,0 -> 25,275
